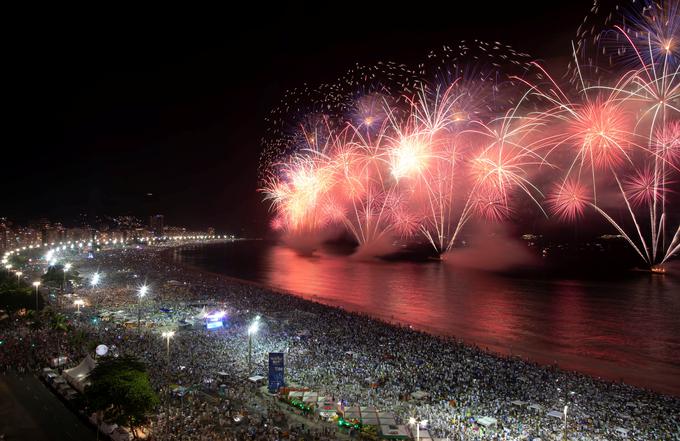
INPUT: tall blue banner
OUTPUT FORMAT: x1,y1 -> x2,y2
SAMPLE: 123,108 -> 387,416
268,352 -> 285,393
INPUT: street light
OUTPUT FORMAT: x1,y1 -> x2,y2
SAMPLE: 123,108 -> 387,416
15,271 -> 23,287
74,299 -> 84,314
33,281 -> 41,310
161,330 -> 175,364
62,263 -> 72,292
247,315 -> 261,373
90,272 -> 102,315
408,417 -> 428,441
137,285 -> 148,332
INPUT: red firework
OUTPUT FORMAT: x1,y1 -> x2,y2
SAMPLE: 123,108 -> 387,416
624,167 -> 671,207
473,189 -> 512,221
571,100 -> 632,170
547,180 -> 591,222
656,121 -> 680,166
270,216 -> 285,232
390,205 -> 421,237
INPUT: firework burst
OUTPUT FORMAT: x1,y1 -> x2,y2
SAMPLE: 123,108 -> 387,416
260,1 -> 680,265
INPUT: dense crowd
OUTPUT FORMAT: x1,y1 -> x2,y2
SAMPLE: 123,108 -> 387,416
2,244 -> 679,440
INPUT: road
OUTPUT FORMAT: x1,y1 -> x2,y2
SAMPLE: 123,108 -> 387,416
0,372 -> 95,441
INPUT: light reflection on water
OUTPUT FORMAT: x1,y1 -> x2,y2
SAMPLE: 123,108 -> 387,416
175,241 -> 680,396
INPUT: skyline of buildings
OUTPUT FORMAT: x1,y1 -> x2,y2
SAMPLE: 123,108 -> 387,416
0,214 -> 221,253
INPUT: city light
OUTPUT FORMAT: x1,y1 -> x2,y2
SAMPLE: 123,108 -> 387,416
137,284 -> 149,332
247,315 -> 261,372
248,315 -> 261,335
408,417 -> 428,441
62,263 -> 72,292
138,285 -> 148,298
161,330 -> 175,363
206,310 -> 226,321
32,281 -> 41,310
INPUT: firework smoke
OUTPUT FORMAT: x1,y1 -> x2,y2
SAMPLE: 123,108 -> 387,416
261,0 -> 680,267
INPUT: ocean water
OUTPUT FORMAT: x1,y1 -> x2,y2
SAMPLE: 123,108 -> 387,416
170,240 -> 680,396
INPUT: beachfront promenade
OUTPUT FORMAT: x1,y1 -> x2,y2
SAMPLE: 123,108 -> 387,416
1,242 -> 679,440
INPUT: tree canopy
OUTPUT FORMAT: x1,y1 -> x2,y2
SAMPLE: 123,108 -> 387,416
0,270 -> 34,311
8,254 -> 29,268
84,356 -> 159,438
41,264 -> 81,288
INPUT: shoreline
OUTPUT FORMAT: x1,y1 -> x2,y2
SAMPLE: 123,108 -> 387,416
14,241 -> 674,440
161,243 -> 680,399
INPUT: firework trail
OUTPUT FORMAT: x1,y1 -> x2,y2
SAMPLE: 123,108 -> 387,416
539,0 -> 680,267
260,0 -> 680,267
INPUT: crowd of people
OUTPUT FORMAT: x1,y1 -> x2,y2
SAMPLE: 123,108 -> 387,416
2,243 -> 679,440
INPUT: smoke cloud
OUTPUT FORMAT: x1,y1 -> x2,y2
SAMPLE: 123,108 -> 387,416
443,223 -> 538,272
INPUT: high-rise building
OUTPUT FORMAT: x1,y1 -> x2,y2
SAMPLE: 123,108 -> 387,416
0,218 -> 9,251
149,214 -> 164,237
36,218 -> 51,244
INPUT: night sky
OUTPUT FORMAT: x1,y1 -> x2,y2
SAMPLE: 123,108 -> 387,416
4,2 -> 593,234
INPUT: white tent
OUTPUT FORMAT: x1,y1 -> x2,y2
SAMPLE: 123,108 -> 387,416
547,410 -> 564,419
511,400 -> 527,406
477,416 -> 498,427
614,427 -> 629,437
63,355 -> 96,393
528,404 -> 544,412
302,392 -> 318,403
248,375 -> 265,383
378,412 -> 397,425
318,402 -> 337,418
362,416 -> 380,426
